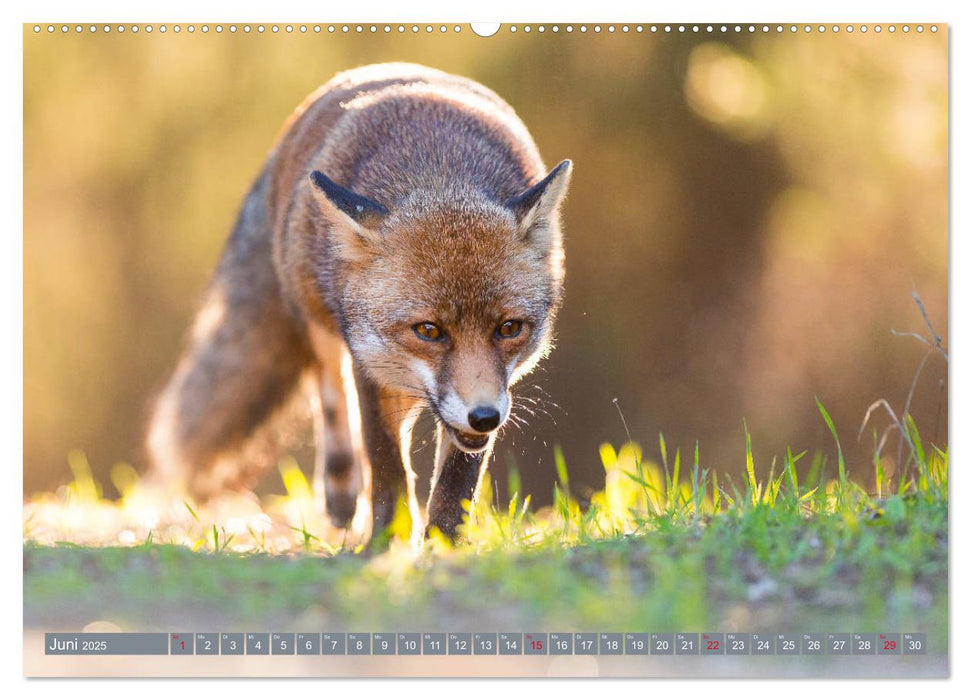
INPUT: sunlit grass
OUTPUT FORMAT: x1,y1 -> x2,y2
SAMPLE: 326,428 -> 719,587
24,398 -> 948,558
24,453 -> 346,554
23,399 -> 947,641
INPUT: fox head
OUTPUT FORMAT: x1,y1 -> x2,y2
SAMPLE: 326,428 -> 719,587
309,161 -> 571,452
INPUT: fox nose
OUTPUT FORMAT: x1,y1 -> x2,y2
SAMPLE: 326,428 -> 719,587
467,406 -> 501,432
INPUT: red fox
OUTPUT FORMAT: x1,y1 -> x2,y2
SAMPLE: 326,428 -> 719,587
147,63 -> 572,543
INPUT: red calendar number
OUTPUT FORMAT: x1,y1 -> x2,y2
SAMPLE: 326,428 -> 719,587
884,640 -> 896,651
706,640 -> 719,651
531,640 -> 544,651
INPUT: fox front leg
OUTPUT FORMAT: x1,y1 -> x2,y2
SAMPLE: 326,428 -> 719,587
425,428 -> 492,541
352,364 -> 421,545
308,345 -> 362,529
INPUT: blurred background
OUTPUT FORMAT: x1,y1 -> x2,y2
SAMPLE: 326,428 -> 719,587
24,25 -> 948,505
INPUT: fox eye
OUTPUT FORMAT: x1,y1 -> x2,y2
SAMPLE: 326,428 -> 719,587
413,322 -> 446,342
496,320 -> 524,339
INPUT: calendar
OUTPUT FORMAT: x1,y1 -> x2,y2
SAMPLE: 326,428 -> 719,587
21,14 -> 950,682
44,631 -> 928,657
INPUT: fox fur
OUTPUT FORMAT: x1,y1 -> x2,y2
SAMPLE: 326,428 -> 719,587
147,63 -> 572,543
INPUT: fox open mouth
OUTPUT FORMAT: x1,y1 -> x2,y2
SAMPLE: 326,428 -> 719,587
427,401 -> 496,452
448,427 -> 492,452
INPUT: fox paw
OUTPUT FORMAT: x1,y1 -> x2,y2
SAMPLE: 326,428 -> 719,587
325,486 -> 358,529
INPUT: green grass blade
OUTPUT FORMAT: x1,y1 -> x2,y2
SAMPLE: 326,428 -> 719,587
905,415 -> 926,468
670,448 -> 682,512
553,444 -> 570,495
743,421 -> 760,506
815,397 -> 845,485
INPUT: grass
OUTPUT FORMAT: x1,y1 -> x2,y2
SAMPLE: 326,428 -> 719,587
23,401 -> 948,659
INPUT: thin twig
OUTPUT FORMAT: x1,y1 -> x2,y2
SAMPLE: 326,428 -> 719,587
912,289 -> 947,360
612,398 -> 635,448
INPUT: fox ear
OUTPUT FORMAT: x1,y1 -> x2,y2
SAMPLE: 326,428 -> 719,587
506,160 -> 573,239
309,171 -> 387,259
